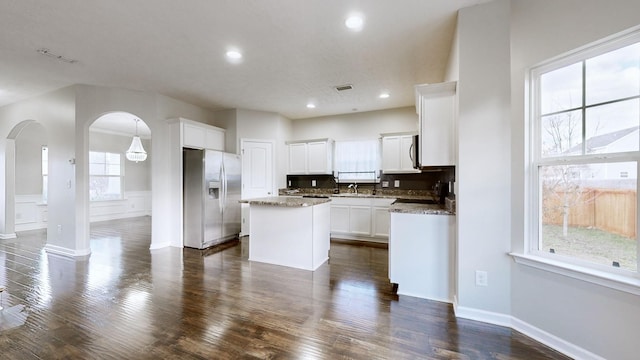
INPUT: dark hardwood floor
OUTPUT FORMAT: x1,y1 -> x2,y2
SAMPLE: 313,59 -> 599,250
0,217 -> 568,359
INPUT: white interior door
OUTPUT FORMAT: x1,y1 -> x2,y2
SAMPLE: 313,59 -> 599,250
240,139 -> 274,236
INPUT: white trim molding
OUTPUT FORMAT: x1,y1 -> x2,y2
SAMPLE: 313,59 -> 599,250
149,241 -> 172,250
15,191 -> 152,232
0,233 -> 17,240
511,253 -> 640,296
44,244 -> 91,258
453,301 -> 512,328
453,299 -> 605,360
511,318 -> 606,360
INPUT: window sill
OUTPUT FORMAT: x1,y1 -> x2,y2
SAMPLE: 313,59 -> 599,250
510,252 -> 640,296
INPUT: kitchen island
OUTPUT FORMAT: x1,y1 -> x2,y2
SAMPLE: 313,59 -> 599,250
242,196 -> 331,271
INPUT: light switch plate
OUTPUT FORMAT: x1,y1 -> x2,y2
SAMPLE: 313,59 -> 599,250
394,180 -> 400,187
311,180 -> 316,187
382,181 -> 389,188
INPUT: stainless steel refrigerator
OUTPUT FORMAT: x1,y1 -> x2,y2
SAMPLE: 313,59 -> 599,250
183,148 -> 241,249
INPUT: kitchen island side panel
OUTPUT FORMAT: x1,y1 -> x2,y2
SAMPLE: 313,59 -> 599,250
249,202 -> 330,271
312,202 -> 331,269
249,205 -> 314,270
389,212 -> 454,302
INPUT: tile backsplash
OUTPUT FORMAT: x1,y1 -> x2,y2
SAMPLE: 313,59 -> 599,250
286,166 -> 455,194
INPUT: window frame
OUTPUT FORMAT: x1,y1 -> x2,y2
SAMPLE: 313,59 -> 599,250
333,139 -> 381,183
526,27 -> 640,279
89,151 -> 125,201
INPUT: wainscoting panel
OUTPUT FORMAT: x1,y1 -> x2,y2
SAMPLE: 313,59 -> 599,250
15,191 -> 151,232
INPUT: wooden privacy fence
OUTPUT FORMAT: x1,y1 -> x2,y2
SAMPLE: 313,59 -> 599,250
543,188 -> 637,239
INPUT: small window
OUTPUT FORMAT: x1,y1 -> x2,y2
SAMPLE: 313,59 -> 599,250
89,151 -> 123,201
334,140 -> 380,182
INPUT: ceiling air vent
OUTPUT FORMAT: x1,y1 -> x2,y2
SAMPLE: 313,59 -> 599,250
334,84 -> 354,92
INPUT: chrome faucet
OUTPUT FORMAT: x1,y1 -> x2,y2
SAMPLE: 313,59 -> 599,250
348,183 -> 358,194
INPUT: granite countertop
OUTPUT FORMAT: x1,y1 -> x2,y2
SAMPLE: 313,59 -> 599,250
240,196 -> 331,207
278,188 -> 456,215
388,202 -> 454,216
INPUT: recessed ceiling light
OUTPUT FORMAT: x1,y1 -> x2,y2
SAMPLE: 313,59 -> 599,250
345,15 -> 364,31
379,92 -> 390,99
225,49 -> 243,63
306,103 -> 316,109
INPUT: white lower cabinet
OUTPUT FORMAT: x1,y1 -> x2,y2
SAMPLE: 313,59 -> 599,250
329,205 -> 350,233
389,212 -> 455,302
349,206 -> 371,235
330,197 -> 395,242
372,206 -> 391,237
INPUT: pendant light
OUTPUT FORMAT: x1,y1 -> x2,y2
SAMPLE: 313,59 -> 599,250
126,119 -> 147,162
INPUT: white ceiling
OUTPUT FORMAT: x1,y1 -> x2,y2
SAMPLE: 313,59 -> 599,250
0,0 -> 490,129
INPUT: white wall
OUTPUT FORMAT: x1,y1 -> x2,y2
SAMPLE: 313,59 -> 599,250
291,106 -> 418,141
455,0 -> 512,318
509,1 -> 640,359
213,108 -> 238,153
0,87 -> 77,247
75,85 -> 216,252
221,108 -> 293,191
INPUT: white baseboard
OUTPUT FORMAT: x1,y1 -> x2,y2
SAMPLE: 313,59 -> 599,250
0,233 -> 17,240
15,223 -> 46,232
453,299 -> 604,360
511,317 -> 605,360
454,302 -> 512,328
330,233 -> 388,244
149,241 -> 172,250
44,244 -> 91,258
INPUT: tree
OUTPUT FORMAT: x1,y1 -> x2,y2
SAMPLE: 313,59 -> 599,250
541,111 -> 597,239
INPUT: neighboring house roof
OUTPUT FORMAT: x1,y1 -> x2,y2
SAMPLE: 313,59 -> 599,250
566,126 -> 639,153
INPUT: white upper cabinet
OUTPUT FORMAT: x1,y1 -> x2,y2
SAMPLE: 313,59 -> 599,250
381,133 -> 419,173
181,119 -> 225,151
288,143 -> 308,174
307,141 -> 330,174
415,81 -> 456,167
287,139 -> 333,174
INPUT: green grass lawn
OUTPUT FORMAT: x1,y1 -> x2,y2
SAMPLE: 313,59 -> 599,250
542,224 -> 637,272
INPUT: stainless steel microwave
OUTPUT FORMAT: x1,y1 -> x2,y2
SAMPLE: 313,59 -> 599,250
411,134 -> 420,169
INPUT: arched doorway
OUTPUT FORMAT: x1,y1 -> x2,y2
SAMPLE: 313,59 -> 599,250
87,112 -> 152,248
2,120 -> 48,239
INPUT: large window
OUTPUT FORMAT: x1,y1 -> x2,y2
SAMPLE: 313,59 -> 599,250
89,151 -> 123,201
334,140 -> 380,182
530,30 -> 640,274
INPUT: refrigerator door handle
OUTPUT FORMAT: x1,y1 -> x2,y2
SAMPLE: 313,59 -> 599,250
219,162 -> 224,213
222,162 -> 227,211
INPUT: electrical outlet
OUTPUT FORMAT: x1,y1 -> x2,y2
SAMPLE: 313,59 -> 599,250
382,181 -> 389,188
394,180 -> 400,187
288,180 -> 291,187
57,225 -> 62,234
311,180 -> 317,187
475,270 -> 488,286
